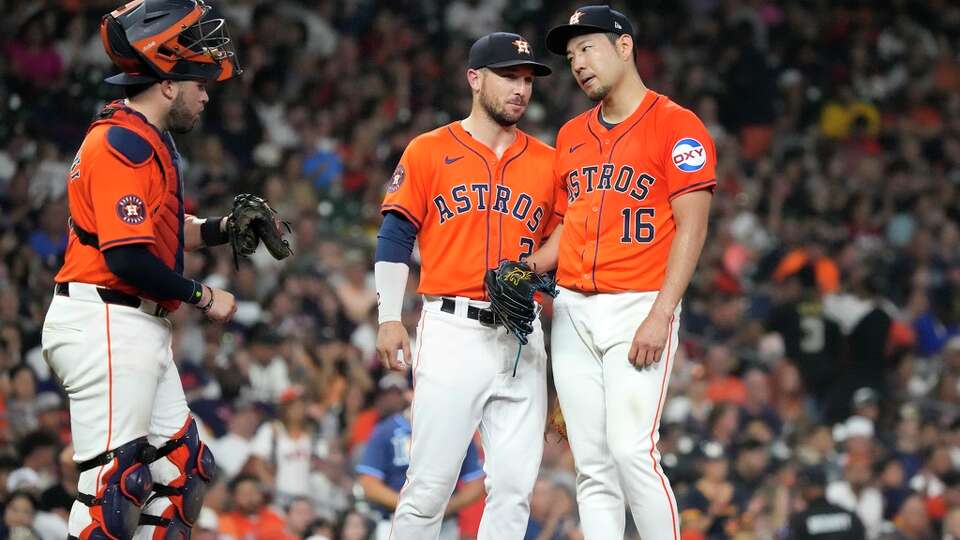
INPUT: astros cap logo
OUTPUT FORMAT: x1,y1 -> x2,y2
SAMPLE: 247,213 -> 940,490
569,11 -> 584,24
513,39 -> 531,55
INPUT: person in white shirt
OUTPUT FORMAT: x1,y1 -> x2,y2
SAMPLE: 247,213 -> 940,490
245,323 -> 291,403
250,386 -> 323,508
210,398 -> 261,481
826,457 -> 885,538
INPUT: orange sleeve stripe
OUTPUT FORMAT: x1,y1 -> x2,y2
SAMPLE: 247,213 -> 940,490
99,236 -> 156,250
668,179 -> 717,200
381,204 -> 422,230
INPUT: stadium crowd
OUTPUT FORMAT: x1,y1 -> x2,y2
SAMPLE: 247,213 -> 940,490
1,0 -> 960,538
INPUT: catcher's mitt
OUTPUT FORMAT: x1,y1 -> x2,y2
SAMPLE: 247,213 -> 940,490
484,260 -> 558,345
227,193 -> 292,269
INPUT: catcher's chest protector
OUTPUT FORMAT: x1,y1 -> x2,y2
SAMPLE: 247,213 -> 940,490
91,101 -> 184,276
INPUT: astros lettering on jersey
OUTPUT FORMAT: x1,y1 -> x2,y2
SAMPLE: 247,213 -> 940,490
553,90 -> 717,293
382,121 -> 560,299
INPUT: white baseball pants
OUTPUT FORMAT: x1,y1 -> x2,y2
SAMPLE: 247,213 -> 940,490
551,287 -> 681,540
391,296 -> 548,540
41,283 -> 191,538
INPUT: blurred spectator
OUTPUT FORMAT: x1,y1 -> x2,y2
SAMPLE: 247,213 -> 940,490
787,466 -> 866,539
826,456 -> 885,538
881,494 -> 934,540
0,490 -> 40,540
218,475 -> 287,540
524,475 -> 579,540
8,431 -> 57,493
356,383 -> 484,540
245,323 -> 292,403
211,397 -> 261,481
250,385 -> 324,507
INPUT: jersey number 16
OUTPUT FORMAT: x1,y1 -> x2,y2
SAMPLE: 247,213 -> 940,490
620,207 -> 656,244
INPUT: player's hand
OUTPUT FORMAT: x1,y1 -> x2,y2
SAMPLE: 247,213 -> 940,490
627,311 -> 671,369
377,321 -> 411,372
199,286 -> 237,323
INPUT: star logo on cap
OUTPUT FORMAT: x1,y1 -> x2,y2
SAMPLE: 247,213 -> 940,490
569,11 -> 584,24
513,39 -> 531,55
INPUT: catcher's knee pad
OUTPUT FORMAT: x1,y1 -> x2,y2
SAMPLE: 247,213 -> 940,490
144,418 -> 215,528
75,437 -> 156,540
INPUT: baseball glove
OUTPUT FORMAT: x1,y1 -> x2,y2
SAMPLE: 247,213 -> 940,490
547,396 -> 568,442
227,193 -> 292,269
484,260 -> 558,345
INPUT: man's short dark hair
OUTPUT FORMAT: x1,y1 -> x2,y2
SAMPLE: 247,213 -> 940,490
17,430 -> 57,461
123,81 -> 157,99
229,473 -> 260,493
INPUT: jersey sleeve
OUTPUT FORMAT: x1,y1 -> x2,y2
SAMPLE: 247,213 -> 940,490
457,439 -> 485,483
662,108 -> 717,201
381,137 -> 430,230
355,425 -> 390,479
89,144 -> 157,251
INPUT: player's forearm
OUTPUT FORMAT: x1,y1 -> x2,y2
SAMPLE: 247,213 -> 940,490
650,192 -> 712,320
358,475 -> 400,510
183,214 -> 228,252
444,478 -> 484,516
526,223 -> 563,273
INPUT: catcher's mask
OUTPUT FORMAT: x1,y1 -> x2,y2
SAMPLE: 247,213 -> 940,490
100,0 -> 241,85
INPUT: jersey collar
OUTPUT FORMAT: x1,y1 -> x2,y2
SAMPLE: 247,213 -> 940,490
449,120 -> 528,165
587,89 -> 660,140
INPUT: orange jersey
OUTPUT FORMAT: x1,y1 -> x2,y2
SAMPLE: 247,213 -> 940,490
381,121 -> 560,299
554,90 -> 716,293
55,103 -> 185,311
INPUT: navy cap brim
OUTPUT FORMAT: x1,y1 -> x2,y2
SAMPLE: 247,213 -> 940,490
485,59 -> 552,77
545,24 -> 613,55
104,72 -> 160,85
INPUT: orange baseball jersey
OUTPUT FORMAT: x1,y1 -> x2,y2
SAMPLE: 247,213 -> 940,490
554,90 -> 716,293
382,121 -> 560,299
56,102 -> 185,310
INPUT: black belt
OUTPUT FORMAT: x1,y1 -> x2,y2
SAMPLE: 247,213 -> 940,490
55,282 -> 168,317
440,298 -> 499,326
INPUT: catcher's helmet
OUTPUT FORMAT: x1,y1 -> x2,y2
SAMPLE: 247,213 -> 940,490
100,0 -> 241,85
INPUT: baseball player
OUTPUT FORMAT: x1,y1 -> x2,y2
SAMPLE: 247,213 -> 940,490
40,1 -> 244,538
374,32 -> 560,540
527,5 -> 717,540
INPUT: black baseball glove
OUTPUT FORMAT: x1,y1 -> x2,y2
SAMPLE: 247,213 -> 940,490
227,193 -> 293,269
484,260 -> 558,345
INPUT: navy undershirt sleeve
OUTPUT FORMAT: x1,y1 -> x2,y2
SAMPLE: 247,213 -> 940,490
104,244 -> 198,303
375,212 -> 417,264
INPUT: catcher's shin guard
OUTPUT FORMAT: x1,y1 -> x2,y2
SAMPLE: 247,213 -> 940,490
73,437 -> 156,540
139,417 -> 215,538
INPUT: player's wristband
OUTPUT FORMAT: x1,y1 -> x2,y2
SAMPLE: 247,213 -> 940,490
198,285 -> 215,313
200,216 -> 229,247
375,261 -> 409,323
186,280 -> 204,305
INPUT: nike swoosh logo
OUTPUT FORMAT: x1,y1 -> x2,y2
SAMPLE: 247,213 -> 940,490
444,155 -> 464,165
569,143 -> 586,153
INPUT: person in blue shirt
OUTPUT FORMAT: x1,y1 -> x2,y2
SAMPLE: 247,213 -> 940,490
357,405 -> 485,540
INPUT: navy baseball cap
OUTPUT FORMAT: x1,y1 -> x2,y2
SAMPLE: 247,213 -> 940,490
546,5 -> 634,55
468,32 -> 552,77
